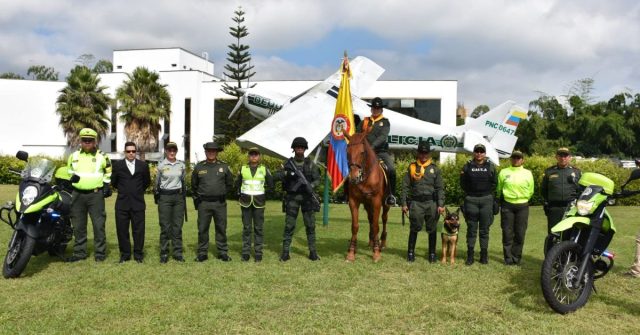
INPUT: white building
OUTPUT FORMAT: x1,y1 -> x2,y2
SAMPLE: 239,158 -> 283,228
0,47 -> 457,162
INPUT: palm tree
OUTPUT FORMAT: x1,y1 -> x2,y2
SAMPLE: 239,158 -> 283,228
56,65 -> 111,146
115,67 -> 171,160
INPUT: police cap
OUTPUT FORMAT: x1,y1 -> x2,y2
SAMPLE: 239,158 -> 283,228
248,147 -> 260,155
165,142 -> 178,150
556,147 -> 570,156
203,142 -> 223,151
417,142 -> 431,154
79,128 -> 97,139
367,97 -> 384,109
473,144 -> 486,152
291,137 -> 308,149
510,150 -> 524,159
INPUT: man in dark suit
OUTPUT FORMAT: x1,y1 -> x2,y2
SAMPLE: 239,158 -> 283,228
111,142 -> 151,263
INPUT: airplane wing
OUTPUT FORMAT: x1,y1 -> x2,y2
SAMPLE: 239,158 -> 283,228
236,56 -> 384,159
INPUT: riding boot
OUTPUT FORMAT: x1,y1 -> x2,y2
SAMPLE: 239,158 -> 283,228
428,232 -> 437,263
386,170 -> 397,206
466,248 -> 475,266
480,248 -> 488,264
407,231 -> 417,262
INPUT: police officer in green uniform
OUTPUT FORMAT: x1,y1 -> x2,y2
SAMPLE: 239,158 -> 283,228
66,128 -> 112,262
460,143 -> 497,265
541,147 -> 581,244
235,147 -> 274,262
278,137 -> 321,262
401,142 -> 445,263
359,97 -> 396,205
155,141 -> 187,263
191,141 -> 234,262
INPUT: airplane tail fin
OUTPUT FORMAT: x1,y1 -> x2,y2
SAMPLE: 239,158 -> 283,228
458,101 -> 527,158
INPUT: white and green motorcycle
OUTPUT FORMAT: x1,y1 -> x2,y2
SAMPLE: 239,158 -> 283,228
541,170 -> 640,314
1,151 -> 77,278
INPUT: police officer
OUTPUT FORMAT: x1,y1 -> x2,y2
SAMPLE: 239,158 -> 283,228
191,141 -> 234,262
66,128 -> 112,262
235,147 -> 274,262
278,137 -> 321,262
541,147 -> 581,234
460,143 -> 497,265
401,142 -> 444,263
155,141 -> 187,263
497,150 -> 534,265
359,97 -> 396,205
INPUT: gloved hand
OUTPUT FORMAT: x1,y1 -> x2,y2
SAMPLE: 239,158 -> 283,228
154,193 -> 160,205
193,197 -> 201,210
102,183 -> 112,198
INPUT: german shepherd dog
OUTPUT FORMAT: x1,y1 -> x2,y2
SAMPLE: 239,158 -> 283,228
441,207 -> 461,264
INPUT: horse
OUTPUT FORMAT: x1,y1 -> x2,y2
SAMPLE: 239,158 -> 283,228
344,132 -> 391,262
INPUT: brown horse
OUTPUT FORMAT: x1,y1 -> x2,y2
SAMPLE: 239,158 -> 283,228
344,132 -> 390,262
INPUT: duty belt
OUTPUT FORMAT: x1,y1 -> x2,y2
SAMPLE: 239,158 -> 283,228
159,189 -> 182,195
200,195 -> 226,202
74,187 -> 100,194
411,194 -> 433,202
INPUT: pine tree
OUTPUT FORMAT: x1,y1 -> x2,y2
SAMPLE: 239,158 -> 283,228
221,6 -> 255,97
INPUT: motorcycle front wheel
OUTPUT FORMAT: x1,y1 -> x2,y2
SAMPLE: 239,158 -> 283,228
3,230 -> 36,279
541,241 -> 594,314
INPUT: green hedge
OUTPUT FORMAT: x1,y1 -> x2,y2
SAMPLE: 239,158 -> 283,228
2,147 -> 640,205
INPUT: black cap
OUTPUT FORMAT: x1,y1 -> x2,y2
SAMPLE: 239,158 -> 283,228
203,142 -> 223,151
473,144 -> 486,152
367,97 -> 384,108
165,142 -> 178,150
510,150 -> 523,159
248,147 -> 260,154
556,147 -> 570,155
291,137 -> 308,149
417,142 -> 431,153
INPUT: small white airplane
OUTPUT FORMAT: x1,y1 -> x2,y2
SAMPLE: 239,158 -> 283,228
231,56 -> 526,164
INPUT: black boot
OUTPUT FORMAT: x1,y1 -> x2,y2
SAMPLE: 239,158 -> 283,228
407,231 -> 417,262
279,251 -> 290,262
480,248 -> 488,264
386,170 -> 397,206
428,233 -> 437,263
308,250 -> 320,261
465,248 -> 475,266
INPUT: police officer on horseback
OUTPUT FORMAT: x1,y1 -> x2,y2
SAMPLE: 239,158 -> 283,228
277,137 -> 321,262
359,97 -> 396,206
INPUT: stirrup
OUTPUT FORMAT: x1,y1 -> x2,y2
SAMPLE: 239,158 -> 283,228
385,194 -> 397,206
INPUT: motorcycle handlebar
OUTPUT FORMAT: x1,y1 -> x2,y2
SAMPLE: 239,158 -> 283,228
613,189 -> 640,198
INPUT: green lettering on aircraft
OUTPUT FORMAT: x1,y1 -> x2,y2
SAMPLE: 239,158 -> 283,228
387,135 -> 462,148
485,120 -> 515,135
248,94 -> 283,115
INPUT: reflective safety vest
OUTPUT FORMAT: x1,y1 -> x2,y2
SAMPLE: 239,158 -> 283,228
68,150 -> 112,190
240,165 -> 266,195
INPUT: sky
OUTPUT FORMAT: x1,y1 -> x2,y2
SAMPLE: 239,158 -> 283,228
1,0 -> 639,110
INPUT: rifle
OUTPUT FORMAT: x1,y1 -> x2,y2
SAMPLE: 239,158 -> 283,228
285,158 -> 321,212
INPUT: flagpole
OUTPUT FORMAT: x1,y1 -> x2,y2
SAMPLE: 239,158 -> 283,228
323,168 -> 330,226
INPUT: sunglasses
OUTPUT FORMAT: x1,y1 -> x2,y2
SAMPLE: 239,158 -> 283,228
81,138 -> 95,143
557,153 -> 569,157
125,150 -> 136,153
474,150 -> 485,154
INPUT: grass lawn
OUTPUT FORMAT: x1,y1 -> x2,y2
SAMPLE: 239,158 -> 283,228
0,184 -> 638,334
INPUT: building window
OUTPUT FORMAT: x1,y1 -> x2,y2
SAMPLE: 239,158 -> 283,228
110,102 -> 117,152
374,98 -> 442,124
171,64 -> 177,67
116,65 -> 122,69
184,98 -> 191,163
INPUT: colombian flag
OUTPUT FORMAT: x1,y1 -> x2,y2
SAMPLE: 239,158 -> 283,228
327,55 -> 355,193
506,110 -> 528,127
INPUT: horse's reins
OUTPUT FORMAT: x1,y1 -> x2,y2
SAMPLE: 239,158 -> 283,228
348,140 -> 368,184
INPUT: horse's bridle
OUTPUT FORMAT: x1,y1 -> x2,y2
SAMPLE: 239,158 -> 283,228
348,141 -> 368,184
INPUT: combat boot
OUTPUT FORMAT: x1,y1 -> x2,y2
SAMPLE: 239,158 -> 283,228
465,248 -> 475,266
428,232 -> 437,263
386,170 -> 397,206
279,251 -> 290,262
308,251 -> 320,261
407,231 -> 417,262
480,248 -> 488,264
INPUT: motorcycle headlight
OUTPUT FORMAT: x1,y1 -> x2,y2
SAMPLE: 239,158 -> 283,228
576,199 -> 594,215
22,186 -> 38,206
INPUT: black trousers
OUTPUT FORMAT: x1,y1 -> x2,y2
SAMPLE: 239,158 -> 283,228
500,202 -> 529,263
115,208 -> 146,259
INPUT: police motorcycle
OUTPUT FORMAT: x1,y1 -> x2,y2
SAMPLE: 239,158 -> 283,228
1,151 -> 78,278
540,170 -> 640,314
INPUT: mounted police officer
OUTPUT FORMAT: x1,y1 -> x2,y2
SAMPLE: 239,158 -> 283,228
460,143 -> 497,265
277,137 -> 321,262
401,142 -> 444,263
155,141 -> 187,263
66,128 -> 112,262
191,141 -> 234,262
541,147 -> 581,250
235,147 -> 274,262
359,97 -> 396,206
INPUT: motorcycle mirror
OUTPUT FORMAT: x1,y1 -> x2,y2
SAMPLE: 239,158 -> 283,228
70,175 -> 80,183
607,198 -> 616,206
15,151 -> 28,161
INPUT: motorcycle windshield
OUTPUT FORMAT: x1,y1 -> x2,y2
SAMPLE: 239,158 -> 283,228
21,158 -> 56,183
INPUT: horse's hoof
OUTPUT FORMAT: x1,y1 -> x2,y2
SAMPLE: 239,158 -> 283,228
346,253 -> 356,262
372,252 -> 381,263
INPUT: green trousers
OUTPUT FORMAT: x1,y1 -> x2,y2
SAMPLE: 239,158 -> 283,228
70,191 -> 106,259
283,194 -> 316,253
464,194 -> 494,250
409,200 -> 438,233
197,200 -> 228,257
241,205 -> 265,257
158,193 -> 185,258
